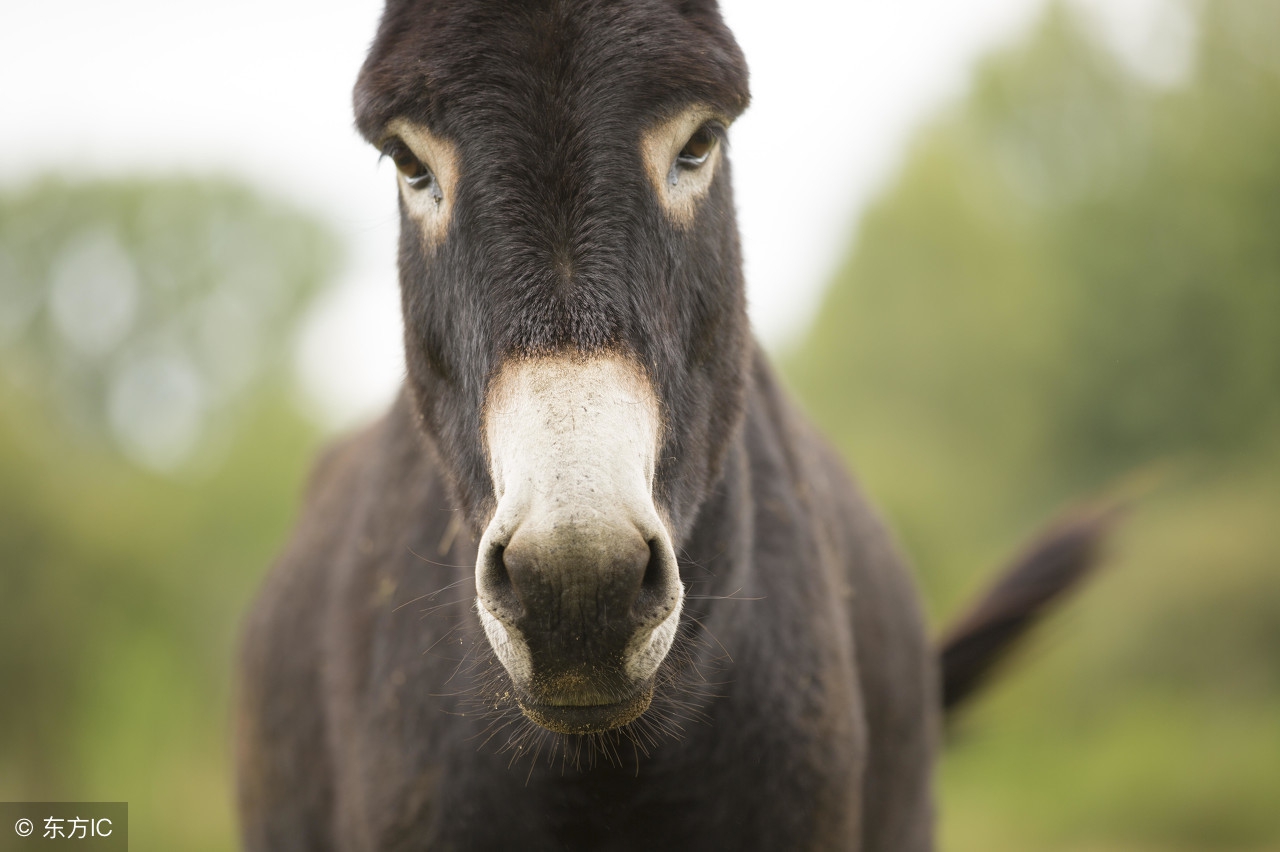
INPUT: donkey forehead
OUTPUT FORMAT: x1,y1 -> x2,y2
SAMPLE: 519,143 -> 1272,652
353,0 -> 749,144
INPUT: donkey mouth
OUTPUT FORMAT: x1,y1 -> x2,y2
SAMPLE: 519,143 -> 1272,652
517,687 -> 653,735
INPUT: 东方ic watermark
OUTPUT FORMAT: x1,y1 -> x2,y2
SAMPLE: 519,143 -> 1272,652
1,804 -> 126,851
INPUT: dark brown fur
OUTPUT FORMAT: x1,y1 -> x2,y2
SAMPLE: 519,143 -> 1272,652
235,2 -> 1109,849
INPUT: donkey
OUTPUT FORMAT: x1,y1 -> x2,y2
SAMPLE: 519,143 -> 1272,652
236,1 -> 1110,849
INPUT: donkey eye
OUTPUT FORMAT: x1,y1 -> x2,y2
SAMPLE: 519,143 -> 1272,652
382,139 -> 442,199
676,124 -> 719,169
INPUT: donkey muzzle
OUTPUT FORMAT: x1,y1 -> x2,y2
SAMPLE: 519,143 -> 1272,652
476,353 -> 683,733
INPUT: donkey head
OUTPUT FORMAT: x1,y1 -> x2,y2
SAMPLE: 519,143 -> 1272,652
354,0 -> 750,734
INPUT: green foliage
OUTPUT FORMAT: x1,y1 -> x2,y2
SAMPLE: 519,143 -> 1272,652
0,177 -> 335,470
783,2 -> 1280,849
0,177 -> 329,849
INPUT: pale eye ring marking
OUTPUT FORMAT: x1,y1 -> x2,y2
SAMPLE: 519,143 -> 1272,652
642,106 -> 729,226
379,118 -> 459,247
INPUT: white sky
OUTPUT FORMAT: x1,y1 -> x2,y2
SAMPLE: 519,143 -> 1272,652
2,0 -> 1174,428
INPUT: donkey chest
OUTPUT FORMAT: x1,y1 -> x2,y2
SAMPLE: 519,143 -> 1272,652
342,645 -> 867,852
365,726 -> 864,852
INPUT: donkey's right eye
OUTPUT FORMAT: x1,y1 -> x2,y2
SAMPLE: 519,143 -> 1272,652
675,123 -> 720,169
382,140 -> 441,199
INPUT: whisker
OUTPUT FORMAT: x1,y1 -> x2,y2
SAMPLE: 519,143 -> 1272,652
393,574 -> 474,612
416,595 -> 475,617
406,545 -> 476,570
685,586 -> 764,602
681,612 -> 734,663
421,623 -> 464,657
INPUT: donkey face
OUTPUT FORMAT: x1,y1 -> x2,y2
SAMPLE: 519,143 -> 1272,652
354,0 -> 750,734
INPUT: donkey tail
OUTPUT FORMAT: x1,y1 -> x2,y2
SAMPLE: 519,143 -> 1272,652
938,502 -> 1122,715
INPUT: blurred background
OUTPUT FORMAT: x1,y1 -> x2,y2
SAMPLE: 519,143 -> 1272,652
1,0 -> 1277,849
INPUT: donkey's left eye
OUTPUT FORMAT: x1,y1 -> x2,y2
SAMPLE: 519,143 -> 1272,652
676,124 -> 719,169
382,139 -> 442,199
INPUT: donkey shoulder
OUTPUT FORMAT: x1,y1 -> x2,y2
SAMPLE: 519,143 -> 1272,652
750,351 -> 940,850
236,396 -> 436,851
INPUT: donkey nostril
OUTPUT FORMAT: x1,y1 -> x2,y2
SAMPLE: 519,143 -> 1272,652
480,542 -> 524,620
634,538 -> 679,623
485,523 -> 675,632
491,544 -> 509,587
641,539 -> 665,593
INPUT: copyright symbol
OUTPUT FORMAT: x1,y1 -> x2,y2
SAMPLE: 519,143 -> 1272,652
14,818 -> 34,837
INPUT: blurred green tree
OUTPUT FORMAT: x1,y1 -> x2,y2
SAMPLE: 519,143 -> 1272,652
0,178 -> 334,470
784,2 -> 1280,850
0,177 -> 333,851
786,0 -> 1280,608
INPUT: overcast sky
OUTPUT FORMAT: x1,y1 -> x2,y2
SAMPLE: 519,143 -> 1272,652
1,0 -> 1179,426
